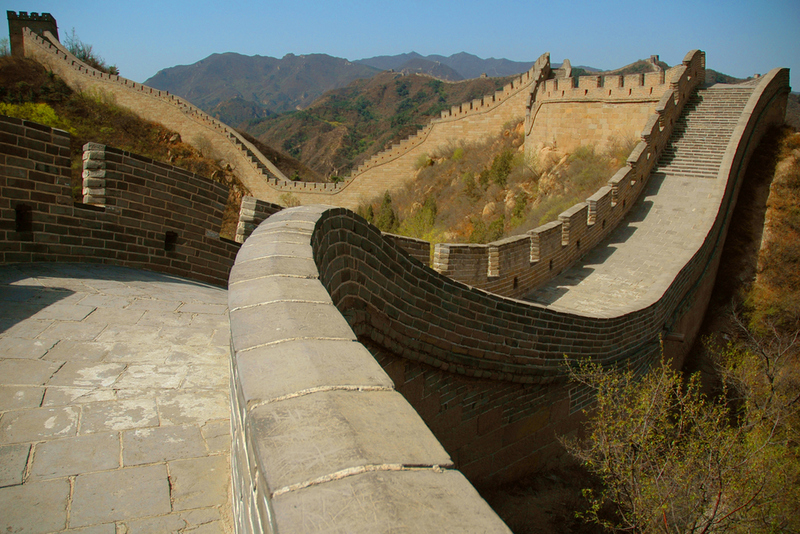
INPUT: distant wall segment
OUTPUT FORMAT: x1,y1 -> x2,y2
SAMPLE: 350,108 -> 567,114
18,25 -> 289,197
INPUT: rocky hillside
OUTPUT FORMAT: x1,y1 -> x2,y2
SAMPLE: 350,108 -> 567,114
145,52 -> 380,122
244,71 -> 514,179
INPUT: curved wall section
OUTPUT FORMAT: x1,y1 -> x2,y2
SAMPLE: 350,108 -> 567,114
226,206 -> 511,533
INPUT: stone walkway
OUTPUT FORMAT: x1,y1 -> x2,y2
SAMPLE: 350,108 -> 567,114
0,263 -> 233,534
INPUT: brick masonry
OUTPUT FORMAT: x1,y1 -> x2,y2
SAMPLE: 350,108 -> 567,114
0,115 -> 241,286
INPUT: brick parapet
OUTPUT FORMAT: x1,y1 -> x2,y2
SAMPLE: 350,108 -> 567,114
227,206 -> 511,533
1,116 -> 241,286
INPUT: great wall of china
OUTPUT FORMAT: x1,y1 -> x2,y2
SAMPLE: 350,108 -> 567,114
1,10 -> 791,533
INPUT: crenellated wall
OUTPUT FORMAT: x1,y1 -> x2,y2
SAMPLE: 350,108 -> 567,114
17,24 -> 289,197
429,51 -> 706,298
0,115 -> 241,286
227,68 -> 790,528
524,66 -> 675,153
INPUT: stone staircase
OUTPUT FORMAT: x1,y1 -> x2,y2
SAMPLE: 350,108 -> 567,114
655,85 -> 754,178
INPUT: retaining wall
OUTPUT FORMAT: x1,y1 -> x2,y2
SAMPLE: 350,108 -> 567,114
0,115 -> 240,286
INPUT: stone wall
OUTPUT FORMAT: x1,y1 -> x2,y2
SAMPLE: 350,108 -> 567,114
0,116 -> 240,286
7,10 -> 58,57
227,206 -> 511,533
524,69 -> 674,152
18,26 -> 289,199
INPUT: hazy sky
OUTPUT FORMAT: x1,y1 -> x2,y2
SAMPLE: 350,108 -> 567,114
4,0 -> 798,89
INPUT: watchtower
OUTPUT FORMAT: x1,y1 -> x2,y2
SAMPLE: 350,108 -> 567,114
7,11 -> 59,57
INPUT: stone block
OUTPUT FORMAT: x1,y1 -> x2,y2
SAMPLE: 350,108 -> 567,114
272,469 -> 511,533
168,455 -> 229,511
122,424 -> 206,466
235,338 -> 393,405
30,431 -> 120,479
230,300 -> 356,352
0,406 -> 78,444
228,275 -> 333,310
70,464 -> 171,527
249,390 -> 452,493
0,443 -> 30,487
0,478 -> 70,533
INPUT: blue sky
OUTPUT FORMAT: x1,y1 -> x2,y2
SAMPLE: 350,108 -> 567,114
4,0 -> 798,89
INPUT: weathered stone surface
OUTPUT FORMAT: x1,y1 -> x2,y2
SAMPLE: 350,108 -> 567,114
113,364 -> 187,390
228,275 -> 333,310
0,479 -> 70,533
79,399 -> 159,434
157,390 -> 229,425
0,443 -> 30,487
250,390 -> 452,492
70,464 -> 171,527
0,337 -> 57,359
42,340 -> 115,362
236,339 -> 393,404
30,432 -> 120,480
230,300 -> 356,351
0,386 -> 44,410
48,361 -> 126,388
0,406 -> 78,444
168,455 -> 229,511
0,359 -> 63,386
272,469 -> 511,533
122,425 -> 206,466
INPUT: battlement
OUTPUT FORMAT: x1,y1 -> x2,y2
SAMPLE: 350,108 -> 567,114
7,10 -> 58,57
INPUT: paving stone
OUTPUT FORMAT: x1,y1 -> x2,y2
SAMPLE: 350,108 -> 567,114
121,514 -> 185,534
178,302 -> 228,315
0,478 -> 70,533
183,365 -> 229,389
0,406 -> 78,444
42,340 -> 116,362
63,524 -> 116,534
201,421 -> 231,454
30,432 -> 120,480
82,307 -> 145,325
168,455 -> 229,511
0,386 -> 44,409
158,390 -> 229,426
79,399 -> 159,434
272,470 -> 511,534
38,320 -> 108,342
189,314 -> 230,330
250,390 -> 452,492
48,362 -> 127,388
42,387 -> 116,407
104,342 -> 176,364
0,443 -> 30,487
70,464 -> 171,527
94,325 -> 162,344
126,298 -> 182,312
165,345 -> 229,365
113,364 -> 187,390
77,294 -> 133,309
31,303 -> 96,321
158,326 -> 214,346
137,310 -> 192,327
122,425 -> 206,466
0,337 -> 58,359
0,318 -> 54,339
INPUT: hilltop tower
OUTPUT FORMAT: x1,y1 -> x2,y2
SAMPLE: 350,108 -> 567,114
7,11 -> 58,57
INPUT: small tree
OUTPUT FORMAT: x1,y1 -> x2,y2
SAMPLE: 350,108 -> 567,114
563,350 -> 800,533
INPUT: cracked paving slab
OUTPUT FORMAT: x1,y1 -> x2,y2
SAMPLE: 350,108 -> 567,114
0,263 -> 233,533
